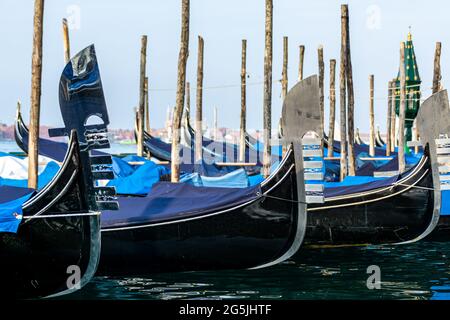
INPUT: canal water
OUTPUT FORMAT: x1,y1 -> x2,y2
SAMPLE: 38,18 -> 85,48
66,241 -> 450,300
2,141 -> 450,300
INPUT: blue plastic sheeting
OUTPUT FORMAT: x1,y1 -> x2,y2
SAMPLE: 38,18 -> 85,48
180,169 -> 249,189
107,160 -> 170,196
180,172 -> 203,186
202,169 -> 249,188
0,186 -> 34,233
325,175 -> 386,188
248,174 -> 264,186
0,161 -> 60,190
112,157 -> 137,178
441,191 -> 450,215
101,182 -> 262,228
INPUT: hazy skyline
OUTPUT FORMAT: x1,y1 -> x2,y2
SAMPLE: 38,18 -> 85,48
0,0 -> 448,133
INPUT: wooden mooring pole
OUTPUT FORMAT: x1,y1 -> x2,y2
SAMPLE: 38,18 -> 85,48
62,18 -> 70,64
28,0 -> 44,189
390,78 -> 396,152
171,0 -> 190,182
298,45 -> 305,82
144,76 -> 151,158
369,74 -> 375,157
328,59 -> 336,158
262,0 -> 273,178
386,80 -> 393,156
137,35 -> 147,157
432,42 -> 442,94
398,42 -> 407,173
239,39 -> 247,162
318,45 -> 324,136
281,37 -> 288,101
343,4 -> 356,176
195,36 -> 204,163
339,4 -> 348,181
282,36 -> 288,100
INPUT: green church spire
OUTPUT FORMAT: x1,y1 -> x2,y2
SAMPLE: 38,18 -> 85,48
395,31 -> 421,152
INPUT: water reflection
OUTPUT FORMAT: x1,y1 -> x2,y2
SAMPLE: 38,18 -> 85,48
65,241 -> 450,300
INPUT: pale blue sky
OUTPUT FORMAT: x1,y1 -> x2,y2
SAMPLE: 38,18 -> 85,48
0,0 -> 448,132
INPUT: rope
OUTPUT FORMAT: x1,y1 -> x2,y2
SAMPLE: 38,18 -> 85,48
262,193 -> 308,204
149,81 -> 264,92
390,182 -> 435,191
261,182 -> 435,205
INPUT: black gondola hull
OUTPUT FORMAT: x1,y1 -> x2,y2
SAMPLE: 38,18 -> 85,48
305,154 -> 434,246
98,149 -> 301,275
0,133 -> 101,299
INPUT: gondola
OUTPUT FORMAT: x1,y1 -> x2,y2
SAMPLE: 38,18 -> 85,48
354,128 -> 366,145
17,45 -> 309,275
280,76 -> 442,247
1,45 -> 118,298
376,127 -> 386,147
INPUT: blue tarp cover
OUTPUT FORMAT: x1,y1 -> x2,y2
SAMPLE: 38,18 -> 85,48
101,182 -> 261,228
180,168 -> 250,189
0,186 -> 34,233
107,160 -> 169,195
0,161 -> 60,190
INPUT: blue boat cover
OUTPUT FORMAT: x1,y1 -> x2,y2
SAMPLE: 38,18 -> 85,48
180,168 -> 250,189
101,182 -> 261,228
0,161 -> 60,190
441,190 -> 450,215
107,160 -> 170,195
0,186 -> 34,233
324,175 -> 399,198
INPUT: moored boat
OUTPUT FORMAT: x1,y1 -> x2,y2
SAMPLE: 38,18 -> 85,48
1,45 -> 118,298
280,76 -> 442,247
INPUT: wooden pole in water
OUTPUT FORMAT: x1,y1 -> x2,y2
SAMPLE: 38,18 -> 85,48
298,45 -> 305,82
137,35 -> 147,157
339,4 -> 348,181
195,36 -> 204,163
398,42 -> 407,173
327,59 -> 336,158
432,42 -> 442,94
386,80 -> 393,156
28,0 -> 44,189
390,78 -> 396,152
145,77 -> 150,132
281,36 -> 288,100
62,18 -> 70,64
239,39 -> 247,162
369,74 -> 375,157
343,4 -> 356,176
171,0 -> 190,182
318,45 -> 325,137
262,0 -> 273,178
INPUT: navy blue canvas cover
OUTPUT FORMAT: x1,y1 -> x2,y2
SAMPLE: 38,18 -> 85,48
101,182 -> 261,228
0,186 -> 35,233
324,175 -> 399,198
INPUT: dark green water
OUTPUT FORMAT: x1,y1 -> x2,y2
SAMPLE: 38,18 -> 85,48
65,241 -> 450,300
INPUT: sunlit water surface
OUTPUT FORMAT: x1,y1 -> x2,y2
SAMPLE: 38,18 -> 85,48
66,242 -> 450,300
